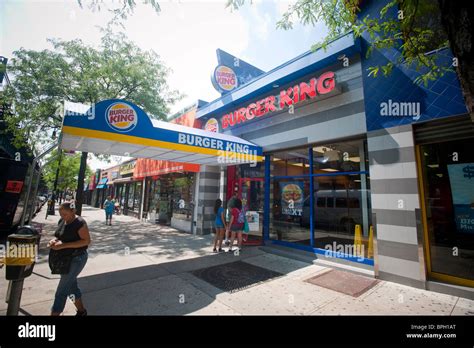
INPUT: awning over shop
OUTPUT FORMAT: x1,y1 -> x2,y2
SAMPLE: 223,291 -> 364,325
60,99 -> 263,166
133,158 -> 200,180
96,178 -> 108,189
110,177 -> 135,184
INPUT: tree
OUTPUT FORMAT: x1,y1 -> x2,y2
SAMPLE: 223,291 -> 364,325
226,0 -> 473,120
78,0 -> 161,22
3,29 -> 181,214
43,150 -> 93,195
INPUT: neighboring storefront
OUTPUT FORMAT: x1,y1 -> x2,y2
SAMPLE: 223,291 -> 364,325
113,159 -> 141,218
137,160 -> 199,232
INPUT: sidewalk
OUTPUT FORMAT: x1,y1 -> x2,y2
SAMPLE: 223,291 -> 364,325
1,204 -> 473,315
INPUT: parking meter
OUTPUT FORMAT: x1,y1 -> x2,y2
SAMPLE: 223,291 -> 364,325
4,225 -> 41,316
5,225 -> 41,280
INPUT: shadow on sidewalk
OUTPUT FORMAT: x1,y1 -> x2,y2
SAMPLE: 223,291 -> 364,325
73,248 -> 304,315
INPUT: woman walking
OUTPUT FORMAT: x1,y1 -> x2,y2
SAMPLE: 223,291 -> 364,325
226,198 -> 244,252
103,196 -> 115,226
212,199 -> 226,253
48,202 -> 91,316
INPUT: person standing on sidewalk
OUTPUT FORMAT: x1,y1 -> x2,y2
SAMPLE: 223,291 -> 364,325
103,196 -> 115,226
212,199 -> 226,253
226,198 -> 244,253
224,190 -> 239,245
48,202 -> 90,316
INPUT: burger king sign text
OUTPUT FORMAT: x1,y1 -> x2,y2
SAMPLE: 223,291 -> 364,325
213,65 -> 238,92
106,102 -> 138,133
219,71 -> 336,130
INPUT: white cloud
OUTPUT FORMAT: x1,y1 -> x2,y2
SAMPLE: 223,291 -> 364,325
276,0 -> 297,17
123,1 -> 250,113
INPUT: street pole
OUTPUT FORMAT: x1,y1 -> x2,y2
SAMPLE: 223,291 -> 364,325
20,141 -> 58,226
75,151 -> 88,216
6,279 -> 25,316
49,149 -> 63,215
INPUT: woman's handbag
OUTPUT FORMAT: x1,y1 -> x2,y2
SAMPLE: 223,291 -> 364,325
48,249 -> 73,274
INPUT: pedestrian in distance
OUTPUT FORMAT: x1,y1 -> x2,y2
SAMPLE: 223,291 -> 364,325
212,199 -> 226,253
104,196 -> 115,226
48,201 -> 90,316
226,197 -> 244,253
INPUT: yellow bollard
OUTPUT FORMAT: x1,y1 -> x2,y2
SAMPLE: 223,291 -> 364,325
368,225 -> 374,259
354,224 -> 362,249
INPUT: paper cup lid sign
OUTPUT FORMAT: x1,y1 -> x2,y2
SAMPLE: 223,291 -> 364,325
106,103 -> 138,132
204,118 -> 219,133
214,66 -> 238,92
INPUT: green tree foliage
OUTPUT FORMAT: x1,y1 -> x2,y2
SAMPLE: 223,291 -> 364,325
226,0 -> 453,86
78,0 -> 161,22
43,150 -> 93,192
2,29 -> 181,151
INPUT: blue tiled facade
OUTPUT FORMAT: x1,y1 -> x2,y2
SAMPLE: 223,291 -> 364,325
359,0 -> 468,131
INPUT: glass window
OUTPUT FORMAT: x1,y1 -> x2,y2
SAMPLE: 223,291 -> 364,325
419,138 -> 474,282
172,173 -> 194,220
272,148 -> 310,176
268,138 -> 372,261
133,182 -> 142,212
312,174 -> 371,259
312,139 -> 363,173
127,183 -> 134,210
270,177 -> 311,246
317,197 -> 326,207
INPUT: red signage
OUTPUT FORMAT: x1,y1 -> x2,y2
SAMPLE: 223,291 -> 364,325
220,71 -> 336,129
5,181 -> 24,193
133,158 -> 200,179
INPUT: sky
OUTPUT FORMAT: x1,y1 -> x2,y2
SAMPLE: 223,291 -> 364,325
0,0 -> 328,169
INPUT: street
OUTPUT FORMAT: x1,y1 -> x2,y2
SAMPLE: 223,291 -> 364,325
1,204 -> 473,316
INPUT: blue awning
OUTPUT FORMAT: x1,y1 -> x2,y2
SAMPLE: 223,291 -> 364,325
96,178 -> 108,189
60,99 -> 263,166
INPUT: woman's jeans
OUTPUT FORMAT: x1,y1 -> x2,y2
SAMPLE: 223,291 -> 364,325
52,251 -> 88,313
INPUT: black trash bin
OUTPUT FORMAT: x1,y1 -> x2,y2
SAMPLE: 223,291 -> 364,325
5,226 -> 41,280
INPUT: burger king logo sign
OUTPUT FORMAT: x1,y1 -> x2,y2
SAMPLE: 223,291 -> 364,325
213,65 -> 238,92
204,118 -> 219,133
105,102 -> 138,132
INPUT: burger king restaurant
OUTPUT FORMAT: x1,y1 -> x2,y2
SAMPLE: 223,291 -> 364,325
196,25 -> 473,297
198,33 -> 375,272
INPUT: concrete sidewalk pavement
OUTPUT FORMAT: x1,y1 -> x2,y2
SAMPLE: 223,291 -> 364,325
1,204 -> 473,315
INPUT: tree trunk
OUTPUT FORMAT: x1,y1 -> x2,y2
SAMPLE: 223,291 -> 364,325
438,0 -> 474,122
75,151 -> 88,216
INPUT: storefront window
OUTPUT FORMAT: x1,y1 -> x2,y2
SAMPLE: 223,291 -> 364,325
272,148 -> 310,176
127,183 -> 135,210
270,177 -> 311,245
312,139 -> 363,173
419,138 -> 474,283
149,180 -> 160,214
312,174 -> 371,258
133,181 -> 142,212
269,139 -> 372,261
172,173 -> 194,221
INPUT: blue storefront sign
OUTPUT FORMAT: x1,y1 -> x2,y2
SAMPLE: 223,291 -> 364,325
61,99 -> 263,163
